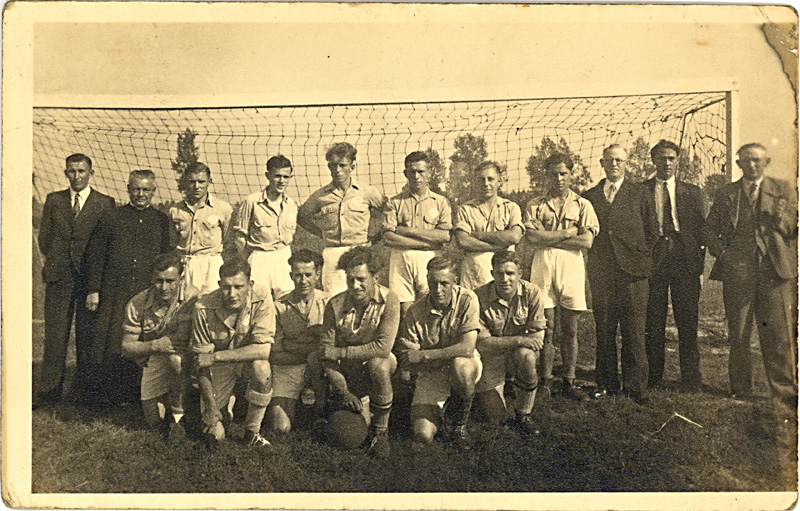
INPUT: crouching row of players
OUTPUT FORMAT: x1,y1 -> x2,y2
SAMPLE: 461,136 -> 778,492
122,246 -> 545,456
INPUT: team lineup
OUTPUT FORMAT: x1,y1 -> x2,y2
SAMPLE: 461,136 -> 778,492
35,140 -> 798,457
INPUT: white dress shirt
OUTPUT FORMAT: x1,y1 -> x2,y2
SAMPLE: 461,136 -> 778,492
70,186 -> 92,212
604,177 -> 624,203
655,176 -> 680,233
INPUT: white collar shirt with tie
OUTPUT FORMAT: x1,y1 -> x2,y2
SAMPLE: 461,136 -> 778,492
604,177 -> 624,203
655,176 -> 680,233
70,186 -> 92,215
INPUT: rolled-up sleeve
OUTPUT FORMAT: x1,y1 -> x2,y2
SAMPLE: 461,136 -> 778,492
524,287 -> 547,332
453,205 -> 473,233
191,306 -> 215,355
458,293 -> 482,334
249,299 -> 276,345
579,199 -> 600,236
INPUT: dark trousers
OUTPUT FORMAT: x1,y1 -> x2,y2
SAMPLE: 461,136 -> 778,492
40,271 -> 95,400
722,255 -> 797,414
588,264 -> 650,395
645,237 -> 702,386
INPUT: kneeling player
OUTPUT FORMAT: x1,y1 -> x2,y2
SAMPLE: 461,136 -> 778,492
318,246 -> 400,458
120,253 -> 199,440
192,259 -> 275,448
397,256 -> 483,451
474,251 -> 545,435
266,249 -> 329,434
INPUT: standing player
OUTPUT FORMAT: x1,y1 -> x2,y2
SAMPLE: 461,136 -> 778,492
36,153 -> 115,408
453,161 -> 524,290
642,140 -> 706,390
298,143 -> 386,296
86,170 -> 172,408
234,155 -> 297,298
318,246 -> 400,458
474,251 -> 546,434
382,151 -> 452,315
266,249 -> 329,435
191,259 -> 275,448
582,145 -> 659,404
524,154 -> 598,401
397,256 -> 483,451
169,161 -> 232,294
120,253 -> 200,441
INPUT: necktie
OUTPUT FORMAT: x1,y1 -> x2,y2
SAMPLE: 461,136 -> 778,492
72,194 -> 81,218
606,183 -> 617,203
748,182 -> 759,208
662,181 -> 675,233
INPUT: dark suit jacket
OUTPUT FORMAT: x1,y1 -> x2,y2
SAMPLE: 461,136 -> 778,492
706,176 -> 798,281
642,178 -> 707,276
582,179 -> 659,278
38,188 -> 116,283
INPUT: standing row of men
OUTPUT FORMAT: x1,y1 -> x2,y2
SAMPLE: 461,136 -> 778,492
36,139 -> 797,445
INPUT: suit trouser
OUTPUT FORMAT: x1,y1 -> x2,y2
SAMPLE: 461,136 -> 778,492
40,271 -> 96,399
645,237 -> 702,386
722,257 -> 798,412
588,264 -> 649,395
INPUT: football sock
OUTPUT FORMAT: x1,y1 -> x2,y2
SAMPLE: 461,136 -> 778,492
370,400 -> 392,433
514,381 -> 538,416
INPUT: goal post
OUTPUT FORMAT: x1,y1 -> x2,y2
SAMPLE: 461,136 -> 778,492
32,89 -> 731,208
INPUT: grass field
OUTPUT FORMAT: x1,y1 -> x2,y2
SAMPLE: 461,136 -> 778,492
30,252 -> 798,494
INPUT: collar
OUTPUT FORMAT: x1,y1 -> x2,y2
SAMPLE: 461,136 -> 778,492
323,179 -> 363,195
487,280 -> 522,306
342,283 -> 385,312
605,177 -> 624,191
71,186 -> 92,202
425,287 -> 458,316
742,177 -> 764,190
400,185 -> 432,201
183,193 -> 214,210
464,195 -> 511,208
260,187 -> 288,204
143,286 -> 181,311
280,288 -> 321,307
546,188 -> 580,206
656,176 -> 676,187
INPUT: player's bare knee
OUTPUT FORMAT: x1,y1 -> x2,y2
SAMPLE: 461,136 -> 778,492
250,360 -> 272,388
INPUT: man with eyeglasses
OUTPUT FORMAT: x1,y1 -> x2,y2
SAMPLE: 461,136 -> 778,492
581,145 -> 659,404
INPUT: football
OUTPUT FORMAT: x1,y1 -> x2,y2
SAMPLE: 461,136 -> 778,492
326,410 -> 368,450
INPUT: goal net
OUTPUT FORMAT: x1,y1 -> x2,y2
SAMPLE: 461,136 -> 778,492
33,91 -> 728,207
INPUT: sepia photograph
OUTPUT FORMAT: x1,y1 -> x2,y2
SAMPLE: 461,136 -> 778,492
2,2 -> 798,509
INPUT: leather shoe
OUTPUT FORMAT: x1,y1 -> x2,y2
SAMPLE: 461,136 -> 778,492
590,388 -> 609,400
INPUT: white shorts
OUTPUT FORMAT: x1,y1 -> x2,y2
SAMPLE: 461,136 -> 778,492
141,352 -> 185,401
272,364 -> 306,400
530,247 -> 588,310
459,251 -> 494,290
412,353 -> 482,408
322,246 -> 352,297
389,249 -> 438,303
249,246 -> 294,298
183,253 -> 223,295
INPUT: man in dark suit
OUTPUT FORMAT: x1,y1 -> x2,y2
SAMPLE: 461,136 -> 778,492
86,170 -> 171,408
706,143 -> 797,422
36,153 -> 116,407
582,144 -> 659,404
643,140 -> 706,390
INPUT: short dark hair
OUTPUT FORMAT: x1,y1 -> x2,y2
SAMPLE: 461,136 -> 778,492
289,249 -> 323,272
426,255 -> 457,274
737,143 -> 768,156
337,246 -> 380,274
544,153 -> 574,172
404,151 -> 430,169
267,155 -> 293,173
152,252 -> 184,275
66,153 -> 92,169
475,161 -> 501,175
325,142 -> 357,163
491,250 -> 520,269
650,140 -> 680,159
129,169 -> 156,184
184,161 -> 211,179
219,258 -> 251,280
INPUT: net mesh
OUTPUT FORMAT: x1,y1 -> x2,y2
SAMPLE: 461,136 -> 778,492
33,92 -> 727,206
